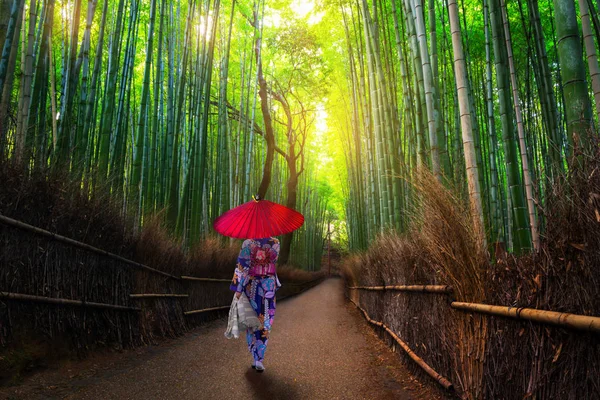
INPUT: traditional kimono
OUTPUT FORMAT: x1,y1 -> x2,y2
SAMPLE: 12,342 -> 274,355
230,237 -> 280,363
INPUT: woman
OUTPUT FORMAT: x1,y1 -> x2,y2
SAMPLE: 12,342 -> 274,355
230,237 -> 280,372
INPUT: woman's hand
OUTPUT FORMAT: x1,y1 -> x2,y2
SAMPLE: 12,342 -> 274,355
235,291 -> 242,299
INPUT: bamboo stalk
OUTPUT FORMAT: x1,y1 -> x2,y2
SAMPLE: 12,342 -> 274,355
451,302 -> 600,333
180,276 -> 231,283
129,294 -> 189,298
0,214 -> 179,280
348,285 -> 452,294
0,291 -> 140,311
184,305 -> 230,315
348,297 -> 454,391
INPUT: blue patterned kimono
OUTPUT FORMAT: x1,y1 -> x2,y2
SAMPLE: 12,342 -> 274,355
230,237 -> 280,363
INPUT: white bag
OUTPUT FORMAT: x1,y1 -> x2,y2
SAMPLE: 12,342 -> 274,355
238,292 -> 262,332
224,293 -> 262,340
224,296 -> 240,339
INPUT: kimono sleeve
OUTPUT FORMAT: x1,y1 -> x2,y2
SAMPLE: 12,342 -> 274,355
230,240 -> 252,292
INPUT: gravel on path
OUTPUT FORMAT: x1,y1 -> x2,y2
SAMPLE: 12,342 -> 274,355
1,278 -> 449,400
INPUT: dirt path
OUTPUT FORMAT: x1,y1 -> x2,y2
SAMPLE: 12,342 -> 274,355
1,278 -> 448,400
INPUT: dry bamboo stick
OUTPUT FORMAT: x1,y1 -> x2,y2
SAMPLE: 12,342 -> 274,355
184,305 -> 231,315
0,291 -> 140,311
348,297 -> 454,390
180,276 -> 231,283
451,302 -> 600,333
0,214 -> 179,280
129,294 -> 189,299
348,284 -> 453,294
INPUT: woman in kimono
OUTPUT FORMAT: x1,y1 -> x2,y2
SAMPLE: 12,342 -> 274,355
230,237 -> 280,372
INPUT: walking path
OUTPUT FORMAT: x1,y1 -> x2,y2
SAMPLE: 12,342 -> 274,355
1,278 -> 447,400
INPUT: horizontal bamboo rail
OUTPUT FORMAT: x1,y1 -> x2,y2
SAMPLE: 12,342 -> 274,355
129,294 -> 189,299
348,297 -> 453,391
180,276 -> 231,283
451,302 -> 600,333
183,278 -> 326,316
348,285 -> 452,294
184,305 -> 230,315
0,214 -> 179,280
0,291 -> 140,312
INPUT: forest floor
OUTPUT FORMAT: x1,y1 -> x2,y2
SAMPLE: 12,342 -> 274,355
0,278 -> 451,400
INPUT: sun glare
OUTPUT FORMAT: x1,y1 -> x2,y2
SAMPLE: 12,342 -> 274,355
291,0 -> 314,18
315,104 -> 328,140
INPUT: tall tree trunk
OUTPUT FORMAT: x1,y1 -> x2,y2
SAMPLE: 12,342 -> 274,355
255,4 -> 275,201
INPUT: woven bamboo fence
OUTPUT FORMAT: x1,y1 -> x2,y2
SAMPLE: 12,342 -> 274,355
0,214 -> 324,380
347,282 -> 600,398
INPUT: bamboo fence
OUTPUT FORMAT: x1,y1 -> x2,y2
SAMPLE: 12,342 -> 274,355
0,291 -> 141,311
1,214 -> 326,356
348,284 -> 453,293
130,294 -> 189,299
347,296 -> 454,390
348,285 -> 600,333
0,214 -> 179,279
451,302 -> 600,333
347,279 -> 600,395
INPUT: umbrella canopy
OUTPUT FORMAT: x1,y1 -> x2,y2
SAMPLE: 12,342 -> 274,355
213,199 -> 304,239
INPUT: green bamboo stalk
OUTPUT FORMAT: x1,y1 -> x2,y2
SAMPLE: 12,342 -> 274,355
130,0 -> 157,224
489,0 -> 531,253
499,0 -> 539,251
97,0 -> 126,181
448,0 -> 486,245
553,0 -> 594,155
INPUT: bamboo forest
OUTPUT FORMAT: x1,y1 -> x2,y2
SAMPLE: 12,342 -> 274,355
1,0 -> 599,255
0,0 -> 600,397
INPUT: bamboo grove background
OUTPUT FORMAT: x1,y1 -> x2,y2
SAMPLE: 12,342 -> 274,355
4,0 -> 597,259
327,0 -> 599,254
0,0 -> 330,269
327,0 -> 600,397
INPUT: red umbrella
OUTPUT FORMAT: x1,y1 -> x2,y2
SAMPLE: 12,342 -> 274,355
213,198 -> 305,239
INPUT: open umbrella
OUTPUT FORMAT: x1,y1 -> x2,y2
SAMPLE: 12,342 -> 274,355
213,197 -> 304,239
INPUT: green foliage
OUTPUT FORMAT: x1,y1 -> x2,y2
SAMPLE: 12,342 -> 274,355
0,0 -> 598,260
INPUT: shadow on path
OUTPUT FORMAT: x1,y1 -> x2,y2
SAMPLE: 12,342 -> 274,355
244,369 -> 300,400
